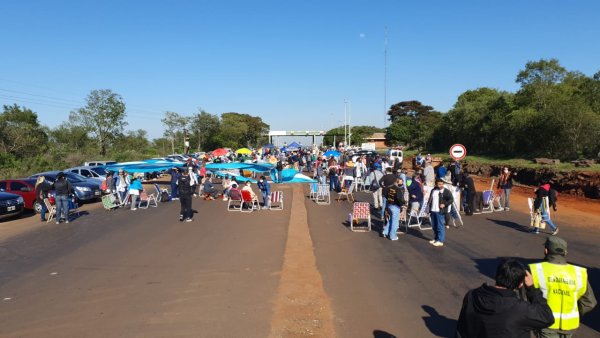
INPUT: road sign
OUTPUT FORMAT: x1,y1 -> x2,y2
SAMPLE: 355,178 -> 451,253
450,144 -> 467,160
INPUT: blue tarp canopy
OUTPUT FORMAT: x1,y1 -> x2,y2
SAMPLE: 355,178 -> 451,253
286,141 -> 301,150
104,159 -> 183,173
270,169 -> 317,184
324,150 -> 341,157
205,162 -> 274,172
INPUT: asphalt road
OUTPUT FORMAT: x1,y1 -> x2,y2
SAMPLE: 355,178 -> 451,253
0,185 -> 598,338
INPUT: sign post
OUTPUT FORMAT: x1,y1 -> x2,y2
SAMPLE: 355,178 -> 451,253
450,144 -> 467,161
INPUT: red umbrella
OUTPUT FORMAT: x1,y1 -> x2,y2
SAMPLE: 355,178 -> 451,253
212,148 -> 228,156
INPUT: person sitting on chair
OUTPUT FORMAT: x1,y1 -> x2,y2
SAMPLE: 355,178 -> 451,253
242,181 -> 258,200
202,176 -> 219,200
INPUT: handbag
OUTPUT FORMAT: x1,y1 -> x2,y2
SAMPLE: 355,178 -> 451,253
530,211 -> 545,229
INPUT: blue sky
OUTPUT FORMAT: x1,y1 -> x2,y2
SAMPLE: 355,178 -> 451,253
1,0 -> 599,139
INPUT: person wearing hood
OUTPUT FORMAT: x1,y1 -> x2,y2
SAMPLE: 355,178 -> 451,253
456,259 -> 554,338
257,176 -> 271,208
532,181 -> 559,235
529,237 -> 596,338
53,172 -> 73,224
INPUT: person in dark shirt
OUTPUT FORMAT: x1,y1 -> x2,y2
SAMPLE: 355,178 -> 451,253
53,172 -> 73,224
177,168 -> 194,222
379,167 -> 398,220
381,177 -> 407,241
34,176 -> 52,222
456,259 -> 554,338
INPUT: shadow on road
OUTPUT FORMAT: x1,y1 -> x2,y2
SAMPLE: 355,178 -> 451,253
487,218 -> 530,232
421,305 -> 457,337
373,330 -> 397,338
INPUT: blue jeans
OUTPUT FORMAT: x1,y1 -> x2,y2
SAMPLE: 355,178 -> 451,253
383,204 -> 400,240
262,191 -> 269,207
380,198 -> 387,219
40,202 -> 47,221
450,204 -> 459,219
430,211 -> 446,242
541,210 -> 557,231
170,182 -> 178,199
502,189 -> 511,208
277,170 -> 283,183
329,175 -> 339,191
55,195 -> 70,221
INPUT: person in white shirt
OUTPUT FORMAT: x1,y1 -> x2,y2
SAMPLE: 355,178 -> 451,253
428,179 -> 454,247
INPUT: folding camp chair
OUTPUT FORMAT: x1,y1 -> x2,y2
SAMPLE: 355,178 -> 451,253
407,200 -> 432,231
138,190 -> 158,209
481,190 -> 495,213
270,191 -> 283,210
44,198 -> 56,223
117,191 -> 131,208
241,190 -> 260,212
102,193 -> 119,210
349,202 -> 371,232
69,196 -> 80,218
354,177 -> 366,191
337,182 -> 355,203
309,183 -> 318,201
227,189 -> 243,211
154,184 -> 170,203
316,184 -> 330,205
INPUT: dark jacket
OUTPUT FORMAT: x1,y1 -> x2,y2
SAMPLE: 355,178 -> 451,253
53,179 -> 72,196
428,187 -> 454,214
177,175 -> 192,196
379,173 -> 397,189
407,180 -> 423,205
456,284 -> 554,338
35,181 -> 52,204
383,184 -> 406,207
461,175 -> 476,193
534,184 -> 557,211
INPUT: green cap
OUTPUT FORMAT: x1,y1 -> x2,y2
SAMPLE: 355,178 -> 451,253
545,236 -> 567,255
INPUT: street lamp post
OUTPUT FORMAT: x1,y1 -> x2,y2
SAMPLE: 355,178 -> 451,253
343,99 -> 349,148
348,100 -> 352,147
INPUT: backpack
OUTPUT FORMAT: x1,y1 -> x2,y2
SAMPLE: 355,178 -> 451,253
329,167 -> 337,176
369,174 -> 380,192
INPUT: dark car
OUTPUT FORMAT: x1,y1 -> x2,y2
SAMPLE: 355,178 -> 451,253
0,179 -> 41,213
0,191 -> 25,220
29,171 -> 101,203
356,150 -> 379,157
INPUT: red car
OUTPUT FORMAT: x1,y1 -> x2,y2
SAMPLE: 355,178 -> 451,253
0,179 -> 41,213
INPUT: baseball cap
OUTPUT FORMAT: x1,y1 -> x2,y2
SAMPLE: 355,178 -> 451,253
545,236 -> 567,255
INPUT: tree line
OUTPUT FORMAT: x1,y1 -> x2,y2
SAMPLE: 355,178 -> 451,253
0,89 -> 269,178
385,59 -> 600,160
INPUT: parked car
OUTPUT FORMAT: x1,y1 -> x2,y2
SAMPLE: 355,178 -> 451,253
0,191 -> 25,220
0,178 -> 41,213
29,171 -> 101,203
65,166 -> 107,184
84,160 -> 117,167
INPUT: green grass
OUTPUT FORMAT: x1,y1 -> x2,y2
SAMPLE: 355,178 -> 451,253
399,150 -> 600,172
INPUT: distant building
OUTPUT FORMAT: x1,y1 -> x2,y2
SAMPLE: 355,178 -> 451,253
365,133 -> 387,149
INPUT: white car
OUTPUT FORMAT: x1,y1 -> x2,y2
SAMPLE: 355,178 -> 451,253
389,149 -> 403,165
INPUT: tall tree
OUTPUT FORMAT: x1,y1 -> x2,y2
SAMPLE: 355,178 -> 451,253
190,110 -> 220,151
161,111 -> 189,154
0,104 -> 48,157
386,100 -> 439,149
69,89 -> 127,156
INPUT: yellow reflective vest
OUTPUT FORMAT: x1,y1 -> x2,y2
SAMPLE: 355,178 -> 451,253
530,262 -> 588,331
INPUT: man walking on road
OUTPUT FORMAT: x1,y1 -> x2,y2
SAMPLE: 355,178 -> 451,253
379,167 -> 398,220
428,179 -> 453,247
456,259 -> 554,338
529,237 -> 597,338
381,177 -> 406,241
177,167 -> 194,222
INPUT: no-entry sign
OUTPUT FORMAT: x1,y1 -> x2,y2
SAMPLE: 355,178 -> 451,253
450,144 -> 467,160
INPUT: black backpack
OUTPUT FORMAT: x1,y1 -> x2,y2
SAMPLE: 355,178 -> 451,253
160,191 -> 171,202
370,175 -> 380,191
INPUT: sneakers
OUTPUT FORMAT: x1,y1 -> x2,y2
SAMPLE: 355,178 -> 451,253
179,215 -> 184,222
185,218 -> 193,222
429,239 -> 436,244
504,207 -> 510,211
55,221 -> 60,225
131,208 -> 137,211
390,237 -> 399,241
65,220 -> 69,224
432,241 -> 444,247
552,228 -> 560,236
531,228 -> 540,234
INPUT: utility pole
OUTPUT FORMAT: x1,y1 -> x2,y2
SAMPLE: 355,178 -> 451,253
384,25 -> 388,127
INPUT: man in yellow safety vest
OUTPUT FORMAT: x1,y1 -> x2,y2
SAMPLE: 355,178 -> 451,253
530,236 -> 597,337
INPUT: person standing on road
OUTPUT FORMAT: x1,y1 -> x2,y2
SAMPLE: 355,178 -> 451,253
407,176 -> 423,215
428,179 -> 453,247
497,167 -> 515,211
53,172 -> 72,224
456,259 -> 554,338
168,167 -> 181,200
276,159 -> 284,183
35,176 -> 52,222
532,181 -> 559,235
177,167 -> 194,222
424,162 -> 435,187
257,176 -> 271,208
529,237 -> 597,338
381,177 -> 406,240
369,168 -> 384,211
128,174 -> 143,210
379,167 -> 398,220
